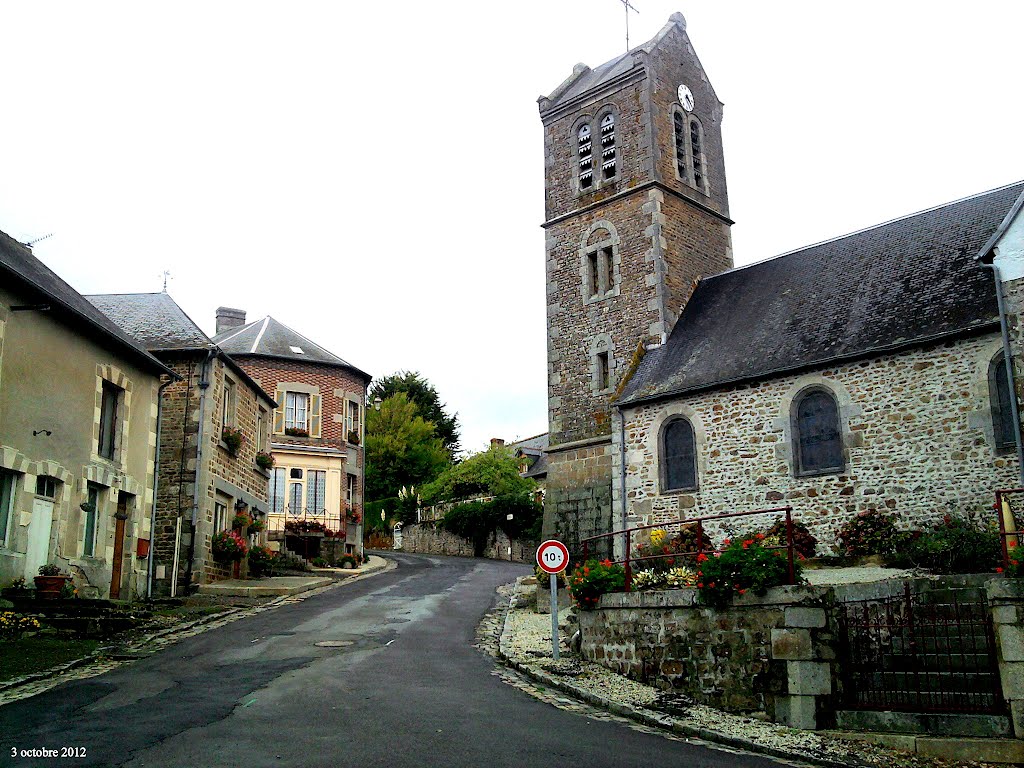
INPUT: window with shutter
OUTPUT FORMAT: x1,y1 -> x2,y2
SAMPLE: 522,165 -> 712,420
273,389 -> 285,434
793,389 -> 844,476
989,355 -> 1017,453
662,418 -> 697,491
600,113 -> 616,180
309,394 -> 322,438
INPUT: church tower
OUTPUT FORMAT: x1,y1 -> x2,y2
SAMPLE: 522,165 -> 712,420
539,13 -> 733,552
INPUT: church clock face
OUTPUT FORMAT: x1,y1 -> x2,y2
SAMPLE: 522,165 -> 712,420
677,84 -> 694,112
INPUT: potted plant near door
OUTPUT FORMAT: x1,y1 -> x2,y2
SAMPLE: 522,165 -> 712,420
34,564 -> 70,601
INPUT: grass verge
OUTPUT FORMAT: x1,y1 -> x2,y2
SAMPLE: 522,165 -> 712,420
0,636 -> 100,682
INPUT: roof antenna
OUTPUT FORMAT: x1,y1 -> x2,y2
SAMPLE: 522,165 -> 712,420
619,0 -> 639,51
161,270 -> 171,293
25,233 -> 54,248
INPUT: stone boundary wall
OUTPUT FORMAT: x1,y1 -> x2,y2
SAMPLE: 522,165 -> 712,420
581,577 -> 1024,735
398,524 -> 538,564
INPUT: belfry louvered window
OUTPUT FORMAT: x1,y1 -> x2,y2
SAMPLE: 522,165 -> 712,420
578,123 -> 593,189
793,389 -> 844,476
689,119 -> 704,190
673,110 -> 687,181
600,113 -> 616,180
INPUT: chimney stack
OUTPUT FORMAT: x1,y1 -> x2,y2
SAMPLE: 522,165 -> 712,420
216,307 -> 246,335
490,438 -> 505,449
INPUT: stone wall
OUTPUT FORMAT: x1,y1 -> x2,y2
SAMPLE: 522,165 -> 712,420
579,584 -> 834,714
398,524 -> 538,564
619,333 -> 1019,551
542,439 -> 614,557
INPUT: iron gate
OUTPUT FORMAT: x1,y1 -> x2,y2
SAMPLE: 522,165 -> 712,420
838,584 -> 1004,714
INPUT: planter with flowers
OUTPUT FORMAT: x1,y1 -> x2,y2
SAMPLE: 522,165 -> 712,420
284,427 -> 309,438
212,530 -> 249,562
694,536 -> 801,608
34,564 -> 71,601
255,451 -> 274,471
221,426 -> 245,456
568,559 -> 626,610
231,511 -> 254,530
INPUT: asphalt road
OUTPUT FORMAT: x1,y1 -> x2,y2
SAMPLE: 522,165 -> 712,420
0,553 -> 785,768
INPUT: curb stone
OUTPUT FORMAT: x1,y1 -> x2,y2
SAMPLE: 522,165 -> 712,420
494,593 -> 866,768
0,556 -> 396,700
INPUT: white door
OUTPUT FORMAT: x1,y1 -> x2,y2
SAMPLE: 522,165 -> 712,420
25,498 -> 54,579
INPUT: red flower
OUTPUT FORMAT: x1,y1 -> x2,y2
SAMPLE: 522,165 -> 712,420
996,567 -> 1005,573
697,583 -> 704,589
755,533 -> 766,540
696,553 -> 708,562
738,589 -> 747,595
723,538 -> 731,546
742,539 -> 753,549
600,559 -> 613,567
708,582 -> 715,588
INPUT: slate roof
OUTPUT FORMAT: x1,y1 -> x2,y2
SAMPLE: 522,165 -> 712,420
87,292 -> 210,350
213,316 -> 371,382
509,433 -> 549,479
0,231 -> 172,376
618,181 -> 1024,406
540,14 -> 684,114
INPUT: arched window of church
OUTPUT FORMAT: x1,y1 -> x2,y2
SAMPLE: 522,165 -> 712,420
792,388 -> 844,476
989,354 -> 1017,453
673,109 -> 688,182
600,113 -> 616,180
577,123 -> 593,190
689,117 -> 706,192
661,418 -> 697,491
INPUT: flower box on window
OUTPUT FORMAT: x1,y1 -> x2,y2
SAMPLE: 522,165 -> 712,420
284,427 -> 309,438
255,451 -> 274,470
221,426 -> 245,456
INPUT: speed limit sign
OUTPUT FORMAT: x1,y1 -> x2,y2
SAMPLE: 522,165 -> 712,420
536,539 -> 569,574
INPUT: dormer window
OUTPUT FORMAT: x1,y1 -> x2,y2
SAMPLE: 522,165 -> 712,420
600,113 -> 616,180
578,124 -> 593,190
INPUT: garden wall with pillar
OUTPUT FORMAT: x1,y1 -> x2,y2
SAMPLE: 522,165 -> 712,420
579,584 -> 838,716
988,578 -> 1024,739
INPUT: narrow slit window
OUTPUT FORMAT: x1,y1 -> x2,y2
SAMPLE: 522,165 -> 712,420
673,110 -> 687,181
578,123 -> 593,189
689,119 -> 704,190
600,113 -> 616,180
587,251 -> 599,299
597,351 -> 610,391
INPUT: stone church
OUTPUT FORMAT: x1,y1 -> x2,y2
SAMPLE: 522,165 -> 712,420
539,12 -> 1024,554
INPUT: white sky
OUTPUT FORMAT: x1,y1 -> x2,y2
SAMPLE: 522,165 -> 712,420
3,2 -> 1024,455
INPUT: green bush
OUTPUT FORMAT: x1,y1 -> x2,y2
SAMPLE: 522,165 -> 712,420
837,510 -> 900,556
248,546 -> 280,577
568,559 -> 626,609
438,495 -> 543,556
762,519 -> 817,559
695,536 -> 800,607
890,515 -> 1000,574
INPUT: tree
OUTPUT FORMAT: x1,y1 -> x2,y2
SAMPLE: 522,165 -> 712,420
369,371 -> 461,457
421,444 -> 535,505
364,393 -> 450,503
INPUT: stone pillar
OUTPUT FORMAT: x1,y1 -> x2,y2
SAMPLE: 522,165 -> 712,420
770,603 -> 835,730
987,578 -> 1024,739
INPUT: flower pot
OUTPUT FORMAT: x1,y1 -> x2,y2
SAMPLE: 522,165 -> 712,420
33,575 -> 69,601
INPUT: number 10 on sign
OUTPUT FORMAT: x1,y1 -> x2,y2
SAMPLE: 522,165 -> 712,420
536,540 -> 569,660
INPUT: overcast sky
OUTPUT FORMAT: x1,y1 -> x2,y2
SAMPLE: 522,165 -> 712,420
3,2 -> 1024,455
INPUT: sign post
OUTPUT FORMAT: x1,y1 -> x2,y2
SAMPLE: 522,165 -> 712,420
536,539 -> 570,661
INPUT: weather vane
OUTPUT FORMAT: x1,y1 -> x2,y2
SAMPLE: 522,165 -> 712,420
619,0 -> 638,51
161,270 -> 171,293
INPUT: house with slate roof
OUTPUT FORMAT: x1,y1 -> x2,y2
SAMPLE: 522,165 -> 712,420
88,293 -> 277,593
0,232 -> 173,599
212,310 -> 371,558
538,12 -> 1024,554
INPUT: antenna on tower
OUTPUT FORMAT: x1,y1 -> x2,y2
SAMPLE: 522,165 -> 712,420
25,233 -> 54,248
161,270 -> 171,293
619,0 -> 639,51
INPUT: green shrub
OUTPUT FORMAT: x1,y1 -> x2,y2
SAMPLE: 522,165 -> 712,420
248,546 -> 280,577
890,515 -> 1000,573
695,536 -> 800,607
837,510 -> 900,556
762,519 -> 817,559
568,559 -> 626,609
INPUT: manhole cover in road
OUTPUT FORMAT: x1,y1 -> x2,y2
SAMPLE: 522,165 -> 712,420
315,641 -> 354,648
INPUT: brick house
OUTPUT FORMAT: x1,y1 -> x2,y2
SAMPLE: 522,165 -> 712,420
540,13 -> 1024,553
212,310 -> 371,557
88,293 -> 276,593
0,232 -> 172,600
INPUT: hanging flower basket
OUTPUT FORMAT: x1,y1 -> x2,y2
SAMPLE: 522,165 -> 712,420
231,512 -> 254,530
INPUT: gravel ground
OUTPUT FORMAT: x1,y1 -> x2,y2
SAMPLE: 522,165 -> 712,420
496,577 -> 999,768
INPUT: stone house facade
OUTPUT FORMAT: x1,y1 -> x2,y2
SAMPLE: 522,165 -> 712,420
538,14 -> 734,553
88,293 -> 275,593
0,232 -> 171,600
213,311 -> 371,556
541,13 -> 1024,554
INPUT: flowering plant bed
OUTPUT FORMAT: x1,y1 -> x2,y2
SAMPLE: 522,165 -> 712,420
836,510 -> 900,557
568,559 -> 626,609
695,536 -> 800,607
248,545 -> 280,577
0,611 -> 41,640
212,529 -> 249,561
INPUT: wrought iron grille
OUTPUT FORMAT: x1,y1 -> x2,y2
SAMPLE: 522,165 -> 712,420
839,584 -> 1004,714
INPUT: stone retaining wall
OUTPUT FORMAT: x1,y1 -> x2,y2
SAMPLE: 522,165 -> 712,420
398,524 -> 538,564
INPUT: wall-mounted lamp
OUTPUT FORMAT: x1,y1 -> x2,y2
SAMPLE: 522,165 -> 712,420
235,499 -> 249,512
32,429 -> 52,437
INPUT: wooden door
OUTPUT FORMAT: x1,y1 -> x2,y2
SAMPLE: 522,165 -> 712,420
25,498 -> 54,579
109,492 -> 129,599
